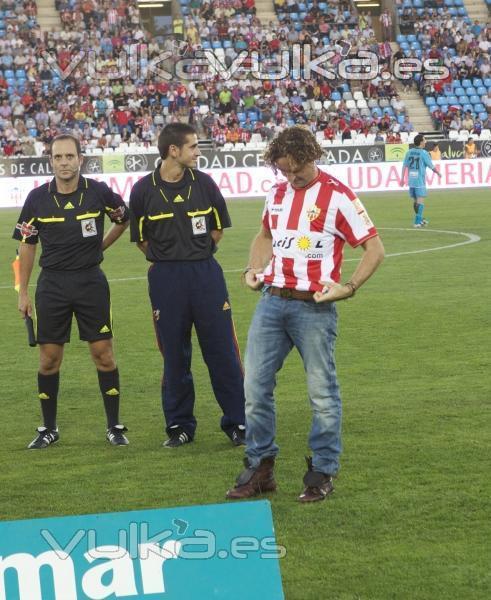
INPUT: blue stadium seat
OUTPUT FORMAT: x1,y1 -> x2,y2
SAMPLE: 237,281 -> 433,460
371,107 -> 382,118
331,91 -> 341,101
425,97 -> 436,106
484,78 -> 491,88
454,87 -> 465,96
469,95 -> 480,104
472,78 -> 483,88
462,104 -> 473,113
476,86 -> 487,96
28,128 -> 38,137
447,95 -> 459,105
479,112 -> 488,120
474,104 -> 485,113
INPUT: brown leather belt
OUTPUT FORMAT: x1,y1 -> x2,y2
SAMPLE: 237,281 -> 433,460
268,286 -> 315,301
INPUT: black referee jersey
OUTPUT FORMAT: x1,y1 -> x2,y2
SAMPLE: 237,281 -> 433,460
129,166 -> 232,261
12,176 -> 129,270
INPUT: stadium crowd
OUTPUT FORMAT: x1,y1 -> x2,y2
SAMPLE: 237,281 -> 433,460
0,0 -> 418,156
1,0 -> 490,157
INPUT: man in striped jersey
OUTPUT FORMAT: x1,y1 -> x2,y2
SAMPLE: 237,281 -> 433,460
227,126 -> 385,502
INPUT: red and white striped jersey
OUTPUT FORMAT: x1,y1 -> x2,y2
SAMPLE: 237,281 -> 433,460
260,169 -> 378,292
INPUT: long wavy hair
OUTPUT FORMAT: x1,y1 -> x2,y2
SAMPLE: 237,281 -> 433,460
263,126 -> 324,173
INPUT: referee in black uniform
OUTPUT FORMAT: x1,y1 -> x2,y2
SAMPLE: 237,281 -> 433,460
13,134 -> 130,448
129,123 -> 246,447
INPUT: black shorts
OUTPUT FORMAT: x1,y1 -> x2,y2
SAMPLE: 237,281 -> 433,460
35,266 -> 113,344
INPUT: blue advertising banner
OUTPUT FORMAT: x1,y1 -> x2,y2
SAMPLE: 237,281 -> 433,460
0,500 -> 284,600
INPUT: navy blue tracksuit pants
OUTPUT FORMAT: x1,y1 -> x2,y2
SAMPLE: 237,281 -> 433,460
148,257 -> 245,438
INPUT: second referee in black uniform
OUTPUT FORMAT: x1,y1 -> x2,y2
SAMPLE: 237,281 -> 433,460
129,123 -> 246,447
14,134 -> 130,448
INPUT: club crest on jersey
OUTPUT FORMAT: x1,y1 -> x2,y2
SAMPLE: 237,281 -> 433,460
81,218 -> 97,237
191,215 -> 207,235
16,222 -> 38,238
306,205 -> 321,222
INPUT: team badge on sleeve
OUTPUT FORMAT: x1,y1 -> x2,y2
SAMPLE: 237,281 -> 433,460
353,198 -> 374,228
107,205 -> 126,222
16,222 -> 38,238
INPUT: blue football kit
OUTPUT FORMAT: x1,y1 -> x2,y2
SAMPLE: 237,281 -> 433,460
402,147 -> 437,226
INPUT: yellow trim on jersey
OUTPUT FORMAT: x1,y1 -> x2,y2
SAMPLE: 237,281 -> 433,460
152,171 -> 156,186
213,207 -> 222,229
187,207 -> 212,217
148,213 -> 174,220
37,217 -> 65,223
188,168 -> 195,181
76,211 -> 101,220
139,216 -> 145,241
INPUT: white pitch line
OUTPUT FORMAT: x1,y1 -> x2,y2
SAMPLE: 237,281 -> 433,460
0,228 -> 481,289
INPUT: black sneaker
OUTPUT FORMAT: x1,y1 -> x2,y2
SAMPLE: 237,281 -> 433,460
163,426 -> 192,448
227,425 -> 246,446
106,424 -> 129,446
27,427 -> 59,449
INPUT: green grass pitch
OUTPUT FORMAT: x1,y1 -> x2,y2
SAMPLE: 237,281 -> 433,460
0,188 -> 490,599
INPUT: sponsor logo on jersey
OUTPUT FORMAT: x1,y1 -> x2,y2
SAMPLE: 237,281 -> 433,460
173,194 -> 184,203
273,236 -> 295,250
297,236 -> 311,251
64,202 -> 74,209
99,325 -> 110,333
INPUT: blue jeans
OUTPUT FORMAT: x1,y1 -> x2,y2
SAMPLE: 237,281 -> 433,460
244,289 -> 342,475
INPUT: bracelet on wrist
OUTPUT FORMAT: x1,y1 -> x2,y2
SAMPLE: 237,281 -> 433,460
343,281 -> 357,298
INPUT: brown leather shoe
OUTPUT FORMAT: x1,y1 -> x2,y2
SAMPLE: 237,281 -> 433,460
298,456 -> 334,503
226,457 -> 276,499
